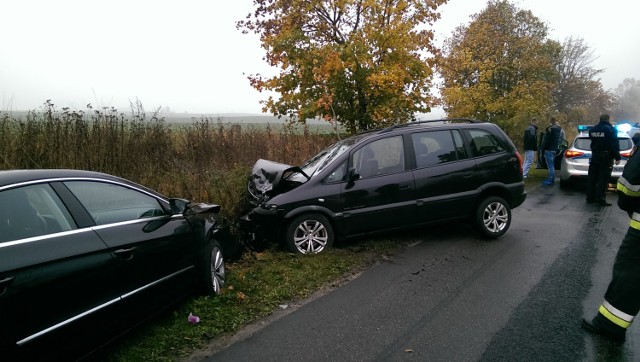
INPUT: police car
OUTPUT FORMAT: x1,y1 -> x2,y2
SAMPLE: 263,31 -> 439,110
559,124 -> 635,187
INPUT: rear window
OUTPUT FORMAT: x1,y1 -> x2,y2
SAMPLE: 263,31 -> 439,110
574,137 -> 633,151
467,129 -> 506,157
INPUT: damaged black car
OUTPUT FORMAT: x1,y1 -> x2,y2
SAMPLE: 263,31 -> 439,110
241,119 -> 526,255
0,169 -> 232,359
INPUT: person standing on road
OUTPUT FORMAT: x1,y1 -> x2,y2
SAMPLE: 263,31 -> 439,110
630,134 -> 640,157
522,118 -> 538,179
586,114 -> 621,206
541,117 -> 562,186
582,144 -> 640,343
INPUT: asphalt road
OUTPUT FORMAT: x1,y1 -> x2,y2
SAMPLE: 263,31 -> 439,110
189,182 -> 637,362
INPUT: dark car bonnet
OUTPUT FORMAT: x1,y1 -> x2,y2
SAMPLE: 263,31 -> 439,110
248,159 -> 309,198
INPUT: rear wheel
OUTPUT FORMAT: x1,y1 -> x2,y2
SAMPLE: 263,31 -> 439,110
285,213 -> 334,254
199,239 -> 226,295
474,196 -> 511,238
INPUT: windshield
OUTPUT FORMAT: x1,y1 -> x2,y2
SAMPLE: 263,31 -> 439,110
295,138 -> 359,179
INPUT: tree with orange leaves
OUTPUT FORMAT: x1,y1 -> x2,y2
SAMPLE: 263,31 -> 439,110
238,0 -> 448,133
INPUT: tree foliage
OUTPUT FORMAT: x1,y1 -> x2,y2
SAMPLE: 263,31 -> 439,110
238,0 -> 447,133
437,0 -> 560,132
554,36 -> 613,127
612,78 -> 640,123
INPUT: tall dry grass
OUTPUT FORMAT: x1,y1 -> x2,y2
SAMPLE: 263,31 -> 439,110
0,101 -> 338,220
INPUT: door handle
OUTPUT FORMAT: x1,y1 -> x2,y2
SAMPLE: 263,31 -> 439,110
114,247 -> 137,261
399,184 -> 412,190
0,276 -> 15,295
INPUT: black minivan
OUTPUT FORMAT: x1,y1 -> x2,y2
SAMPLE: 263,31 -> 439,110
241,119 -> 526,254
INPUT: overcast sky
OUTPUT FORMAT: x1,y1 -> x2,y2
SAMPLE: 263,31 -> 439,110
1,0 -> 638,116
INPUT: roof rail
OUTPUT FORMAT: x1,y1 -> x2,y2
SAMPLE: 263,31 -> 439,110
379,118 -> 484,133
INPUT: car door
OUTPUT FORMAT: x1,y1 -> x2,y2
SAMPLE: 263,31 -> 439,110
61,180 -> 200,312
341,135 -> 416,235
0,183 -> 118,356
411,129 -> 478,222
465,128 -> 519,185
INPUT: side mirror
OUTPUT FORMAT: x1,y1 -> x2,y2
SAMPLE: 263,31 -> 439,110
347,167 -> 360,182
169,198 -> 191,214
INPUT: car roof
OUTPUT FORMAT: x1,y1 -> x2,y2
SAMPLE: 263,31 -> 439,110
0,169 -> 126,188
380,118 -> 484,132
361,118 -> 490,137
335,119 -> 498,149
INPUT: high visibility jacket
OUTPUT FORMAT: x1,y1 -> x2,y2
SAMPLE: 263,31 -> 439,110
617,147 -> 640,229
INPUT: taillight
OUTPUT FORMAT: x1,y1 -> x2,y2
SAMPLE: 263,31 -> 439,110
621,152 -> 631,158
564,150 -> 584,158
515,150 -> 523,174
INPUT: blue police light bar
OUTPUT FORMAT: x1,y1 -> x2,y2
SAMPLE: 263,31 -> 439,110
615,123 -> 632,133
577,125 -> 592,132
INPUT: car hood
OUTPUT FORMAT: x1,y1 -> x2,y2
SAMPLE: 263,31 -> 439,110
248,159 -> 308,201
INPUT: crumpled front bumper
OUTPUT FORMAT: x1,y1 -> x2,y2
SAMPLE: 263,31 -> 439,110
238,206 -> 284,246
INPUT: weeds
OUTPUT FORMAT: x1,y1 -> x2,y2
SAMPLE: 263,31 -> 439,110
0,101 -> 337,220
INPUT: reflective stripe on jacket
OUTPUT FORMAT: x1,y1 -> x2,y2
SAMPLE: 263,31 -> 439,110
617,145 -> 640,228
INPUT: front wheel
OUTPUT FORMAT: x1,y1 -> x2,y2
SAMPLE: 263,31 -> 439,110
285,213 -> 334,254
474,196 -> 511,238
199,239 -> 226,295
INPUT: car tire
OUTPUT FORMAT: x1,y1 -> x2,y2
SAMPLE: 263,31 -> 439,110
199,239 -> 226,295
285,213 -> 334,254
559,178 -> 571,189
474,196 -> 511,238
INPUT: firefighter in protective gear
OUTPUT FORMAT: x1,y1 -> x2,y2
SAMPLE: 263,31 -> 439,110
582,139 -> 640,343
586,114 -> 621,205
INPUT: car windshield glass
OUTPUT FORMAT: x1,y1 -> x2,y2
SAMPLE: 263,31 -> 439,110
297,138 -> 358,178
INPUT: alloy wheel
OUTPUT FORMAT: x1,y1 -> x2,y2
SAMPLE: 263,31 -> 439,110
482,201 -> 509,233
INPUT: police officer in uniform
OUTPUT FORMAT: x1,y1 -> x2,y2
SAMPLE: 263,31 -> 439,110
582,139 -> 640,343
586,114 -> 621,206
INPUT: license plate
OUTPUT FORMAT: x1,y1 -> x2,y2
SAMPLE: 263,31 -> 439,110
613,166 -> 624,173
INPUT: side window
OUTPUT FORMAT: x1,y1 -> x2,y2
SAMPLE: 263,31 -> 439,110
352,136 -> 404,178
324,160 -> 347,183
412,130 -> 458,168
0,184 -> 76,243
64,181 -> 165,225
468,129 -> 506,157
452,130 -> 468,160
